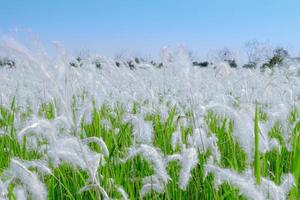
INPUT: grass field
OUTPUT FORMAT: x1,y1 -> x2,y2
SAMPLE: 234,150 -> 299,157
0,96 -> 299,199
0,40 -> 300,199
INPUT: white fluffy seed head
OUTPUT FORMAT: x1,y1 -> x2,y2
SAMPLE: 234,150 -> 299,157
204,161 -> 295,200
9,158 -> 48,200
13,186 -> 27,200
82,136 -> 109,157
47,137 -> 104,181
178,148 -> 198,190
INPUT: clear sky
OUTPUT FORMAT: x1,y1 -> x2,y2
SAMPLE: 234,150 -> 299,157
1,0 -> 300,57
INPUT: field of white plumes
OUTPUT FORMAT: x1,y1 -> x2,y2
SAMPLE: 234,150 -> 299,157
0,36 -> 300,200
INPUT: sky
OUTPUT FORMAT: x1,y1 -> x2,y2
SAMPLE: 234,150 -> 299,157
1,0 -> 300,58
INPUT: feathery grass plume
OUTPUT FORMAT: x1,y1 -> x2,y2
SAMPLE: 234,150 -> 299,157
166,147 -> 199,190
178,147 -> 198,190
124,114 -> 153,144
0,179 -> 10,200
265,104 -> 291,149
107,177 -> 129,200
82,109 -> 93,124
13,186 -> 27,200
123,144 -> 170,183
47,135 -> 110,198
158,104 -> 169,123
206,104 -> 281,161
17,119 -> 57,150
78,183 -> 109,200
82,136 -> 109,157
205,158 -> 294,200
116,185 -> 129,200
170,114 -> 190,151
188,126 -> 220,161
140,176 -> 165,198
78,184 -> 98,193
12,158 -> 52,175
122,144 -> 170,196
206,104 -> 254,159
75,103 -> 94,127
51,115 -> 72,133
205,162 -> 262,199
46,136 -> 104,181
258,122 -> 280,152
260,174 -> 294,200
171,129 -> 183,150
5,158 -> 48,200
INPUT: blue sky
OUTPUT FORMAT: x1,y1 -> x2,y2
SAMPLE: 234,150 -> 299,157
1,0 -> 300,57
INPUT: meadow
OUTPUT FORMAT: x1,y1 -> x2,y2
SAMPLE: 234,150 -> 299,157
0,39 -> 300,200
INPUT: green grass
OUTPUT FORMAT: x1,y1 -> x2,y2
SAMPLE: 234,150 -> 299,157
0,98 -> 298,199
206,112 -> 247,172
254,105 -> 261,184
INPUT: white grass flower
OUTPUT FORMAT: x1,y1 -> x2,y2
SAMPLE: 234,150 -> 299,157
125,115 -> 153,144
82,136 -> 109,157
47,136 -> 104,182
17,119 -> 56,147
78,184 -> 109,200
12,158 -> 51,175
178,148 -> 198,190
205,160 -> 294,200
123,144 -> 170,196
13,186 -> 27,200
171,130 -> 183,150
188,127 -> 220,162
7,158 -> 48,200
0,179 -> 10,200
166,147 -> 199,190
